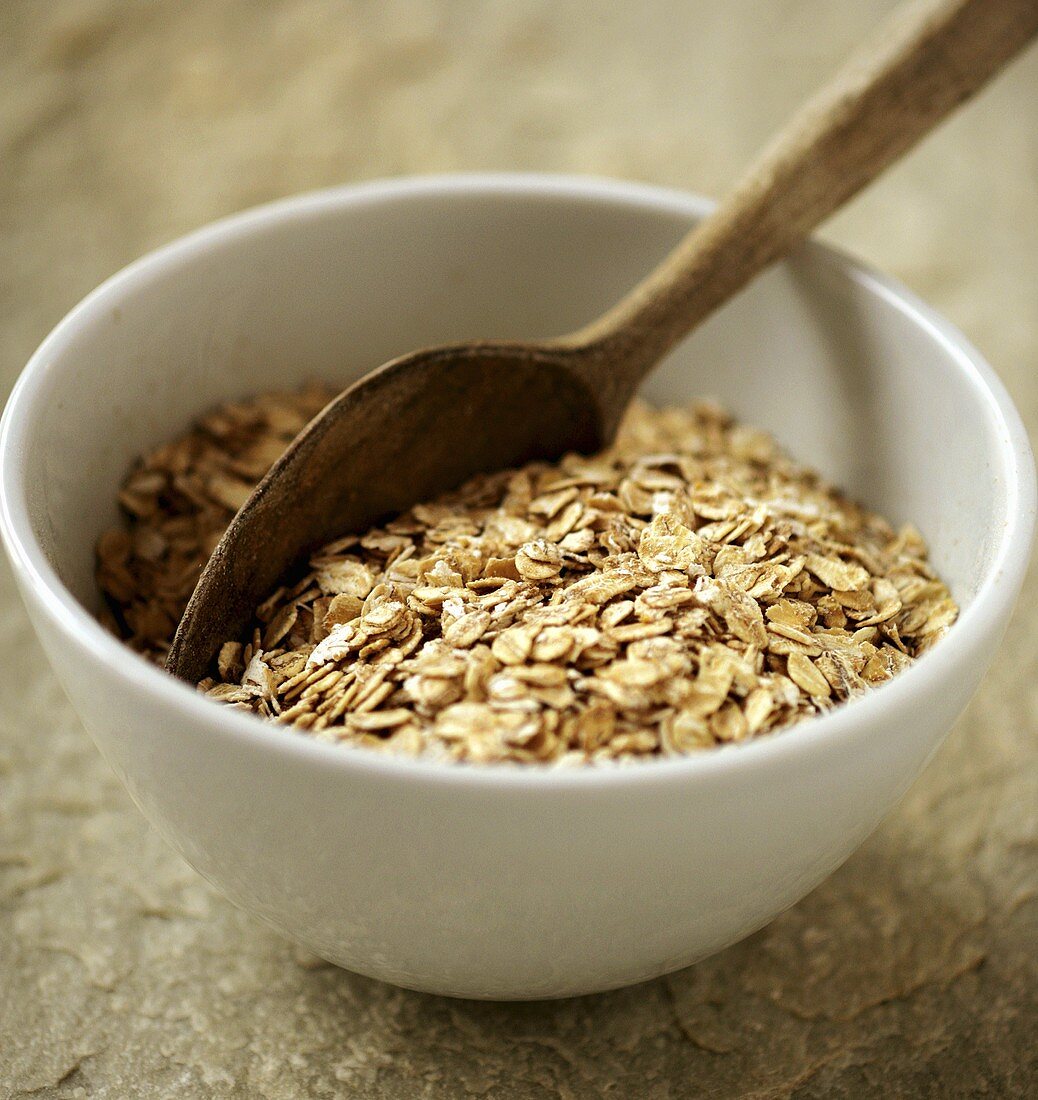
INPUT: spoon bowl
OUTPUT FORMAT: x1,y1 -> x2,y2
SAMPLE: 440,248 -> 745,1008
167,340 -> 605,683
1,175 -> 1033,998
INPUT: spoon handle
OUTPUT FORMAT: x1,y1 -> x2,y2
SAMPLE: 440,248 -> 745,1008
571,0 -> 1038,389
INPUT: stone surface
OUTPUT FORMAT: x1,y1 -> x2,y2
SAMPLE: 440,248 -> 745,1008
1,1 -> 1036,1095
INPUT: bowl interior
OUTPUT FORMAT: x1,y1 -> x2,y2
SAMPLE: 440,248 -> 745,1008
5,179 -> 1016,623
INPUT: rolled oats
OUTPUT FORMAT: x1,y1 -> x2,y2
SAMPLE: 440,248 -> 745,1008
97,391 -> 958,765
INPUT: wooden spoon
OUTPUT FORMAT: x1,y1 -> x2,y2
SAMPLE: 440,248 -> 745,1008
168,0 -> 1038,682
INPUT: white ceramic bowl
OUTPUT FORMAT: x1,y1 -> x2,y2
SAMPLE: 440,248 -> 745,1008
1,175 -> 1033,1000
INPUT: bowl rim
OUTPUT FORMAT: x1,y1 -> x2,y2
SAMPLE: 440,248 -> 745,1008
1,171 -> 1034,790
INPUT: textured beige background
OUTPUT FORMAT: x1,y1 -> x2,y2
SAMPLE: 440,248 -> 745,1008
1,1 -> 1036,1096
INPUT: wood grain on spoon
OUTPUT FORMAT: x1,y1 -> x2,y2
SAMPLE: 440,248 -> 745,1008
168,0 -> 1038,682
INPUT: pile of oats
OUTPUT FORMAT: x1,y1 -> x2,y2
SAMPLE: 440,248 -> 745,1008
95,383 -> 334,662
97,390 -> 958,765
